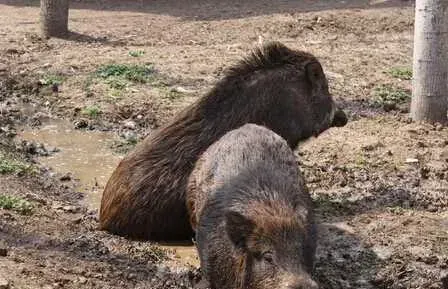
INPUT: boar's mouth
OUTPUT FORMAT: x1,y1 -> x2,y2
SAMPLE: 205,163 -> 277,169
312,108 -> 348,138
331,109 -> 347,127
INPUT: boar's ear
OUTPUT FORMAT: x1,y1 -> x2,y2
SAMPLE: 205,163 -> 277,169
305,61 -> 325,90
225,211 -> 255,250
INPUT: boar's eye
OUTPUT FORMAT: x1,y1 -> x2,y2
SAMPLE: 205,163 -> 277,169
262,251 -> 274,264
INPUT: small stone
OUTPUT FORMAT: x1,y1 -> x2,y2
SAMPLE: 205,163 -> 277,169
72,216 -> 83,224
427,205 -> 438,212
174,86 -> 193,93
47,146 -> 60,153
411,179 -> 420,187
59,173 -> 72,181
127,273 -> 137,280
93,273 -> 103,279
405,158 -> 419,164
339,179 -> 347,187
123,120 -> 136,130
136,114 -> 143,120
78,277 -> 87,284
416,141 -> 426,148
441,274 -> 448,288
31,119 -> 42,127
0,247 -> 7,257
362,141 -> 384,151
0,277 -> 9,289
440,149 -> 448,162
383,102 -> 397,112
420,167 -> 430,179
398,103 -> 409,113
73,119 -> 88,129
122,131 -> 137,142
423,255 -> 439,265
62,205 -> 80,213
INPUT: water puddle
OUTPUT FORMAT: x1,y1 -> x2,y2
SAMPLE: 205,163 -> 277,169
17,119 -> 122,210
160,242 -> 200,267
17,118 -> 199,266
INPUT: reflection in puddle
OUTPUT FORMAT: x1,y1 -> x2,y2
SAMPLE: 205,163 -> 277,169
18,119 -> 122,210
17,118 -> 199,266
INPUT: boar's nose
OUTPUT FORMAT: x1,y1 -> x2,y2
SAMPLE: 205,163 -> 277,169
331,108 -> 347,127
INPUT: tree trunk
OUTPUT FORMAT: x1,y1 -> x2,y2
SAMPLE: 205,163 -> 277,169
40,0 -> 69,38
410,0 -> 448,123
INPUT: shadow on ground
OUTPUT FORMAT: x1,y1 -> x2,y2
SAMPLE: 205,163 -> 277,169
315,223 -> 380,289
1,0 -> 413,21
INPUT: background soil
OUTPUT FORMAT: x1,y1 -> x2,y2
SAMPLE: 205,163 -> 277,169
0,0 -> 447,288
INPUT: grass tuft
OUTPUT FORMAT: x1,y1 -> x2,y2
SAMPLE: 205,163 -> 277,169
388,67 -> 412,80
0,154 -> 33,175
81,105 -> 102,118
96,63 -> 155,83
39,74 -> 65,86
372,85 -> 411,107
128,50 -> 145,57
0,194 -> 34,215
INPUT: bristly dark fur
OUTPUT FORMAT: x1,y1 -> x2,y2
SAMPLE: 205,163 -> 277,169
226,42 -> 315,79
99,41 -> 345,241
187,124 -> 318,289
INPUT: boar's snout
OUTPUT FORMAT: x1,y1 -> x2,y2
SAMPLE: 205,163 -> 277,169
331,108 -> 347,127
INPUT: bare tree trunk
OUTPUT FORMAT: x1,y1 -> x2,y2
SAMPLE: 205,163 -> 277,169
410,0 -> 448,123
40,0 -> 69,38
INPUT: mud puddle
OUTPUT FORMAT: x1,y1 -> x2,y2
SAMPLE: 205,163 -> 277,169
17,118 -> 199,266
17,119 -> 122,209
160,242 -> 200,267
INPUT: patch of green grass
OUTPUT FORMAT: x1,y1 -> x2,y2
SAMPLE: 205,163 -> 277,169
39,74 -> 65,86
354,154 -> 368,168
0,195 -> 34,215
105,76 -> 129,90
81,105 -> 102,118
96,63 -> 155,83
388,67 -> 412,80
128,50 -> 145,57
387,206 -> 406,215
0,155 -> 33,175
373,84 -> 411,107
106,89 -> 124,102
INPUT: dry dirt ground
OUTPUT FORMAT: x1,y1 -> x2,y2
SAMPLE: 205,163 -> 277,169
1,0 -> 448,288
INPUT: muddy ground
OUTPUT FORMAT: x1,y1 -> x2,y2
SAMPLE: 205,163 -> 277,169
1,0 -> 448,288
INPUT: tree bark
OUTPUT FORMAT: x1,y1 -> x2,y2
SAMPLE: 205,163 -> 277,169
40,0 -> 69,38
410,0 -> 448,123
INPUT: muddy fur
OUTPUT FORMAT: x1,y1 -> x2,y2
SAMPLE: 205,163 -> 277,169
187,124 -> 318,289
99,41 -> 346,241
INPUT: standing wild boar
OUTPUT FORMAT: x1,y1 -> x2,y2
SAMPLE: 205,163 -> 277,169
100,41 -> 347,241
187,123 -> 318,289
